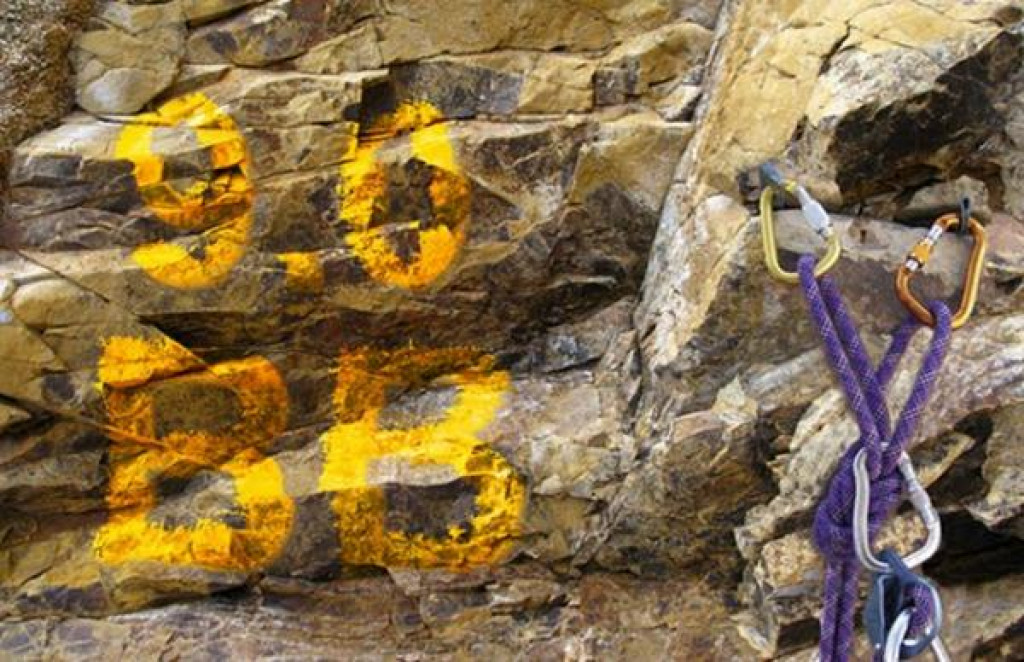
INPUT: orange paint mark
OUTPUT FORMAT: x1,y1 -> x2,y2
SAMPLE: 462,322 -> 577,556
277,251 -> 325,292
320,347 -> 525,568
97,336 -> 203,389
339,101 -> 471,289
94,337 -> 293,570
115,93 -> 253,290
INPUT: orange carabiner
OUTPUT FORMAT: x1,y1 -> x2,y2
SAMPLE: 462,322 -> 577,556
895,213 -> 987,329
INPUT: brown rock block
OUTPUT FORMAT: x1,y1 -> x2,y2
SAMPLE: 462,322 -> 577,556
292,21 -> 383,73
577,574 -> 755,659
968,404 -> 1024,536
163,63 -> 232,98
585,377 -> 770,575
0,419 -> 109,516
0,571 -> 757,659
0,0 -> 94,181
0,254 -> 194,420
0,526 -> 248,618
182,0 -> 264,26
595,21 -> 714,105
185,0 -> 330,66
74,1 -> 187,114
999,79 -> 1024,218
0,302 -> 636,615
295,0 -> 724,74
797,21 -> 1022,200
210,69 -> 373,127
0,401 -> 31,433
383,53 -> 596,118
6,94 -> 685,351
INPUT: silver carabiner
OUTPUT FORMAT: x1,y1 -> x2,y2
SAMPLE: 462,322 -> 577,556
852,449 -> 942,572
883,608 -> 952,662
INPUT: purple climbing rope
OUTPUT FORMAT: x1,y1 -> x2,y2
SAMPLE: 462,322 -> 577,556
796,256 -> 952,662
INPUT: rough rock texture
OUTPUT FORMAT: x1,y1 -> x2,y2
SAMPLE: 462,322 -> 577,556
186,0 -> 329,66
74,1 -> 187,114
1,0 -> 1022,659
633,0 -> 1024,657
0,0 -> 95,189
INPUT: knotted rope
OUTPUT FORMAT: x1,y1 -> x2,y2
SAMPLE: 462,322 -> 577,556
796,256 -> 951,662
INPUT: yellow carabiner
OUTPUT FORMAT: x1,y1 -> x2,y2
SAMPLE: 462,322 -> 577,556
895,213 -> 987,329
758,165 -> 842,284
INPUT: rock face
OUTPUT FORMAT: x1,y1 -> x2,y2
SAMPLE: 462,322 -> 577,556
1,0 -> 1022,659
74,1 -> 187,114
0,0 -> 95,184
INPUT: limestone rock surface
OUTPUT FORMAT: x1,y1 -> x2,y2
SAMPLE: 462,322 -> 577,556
0,0 -> 95,184
1,0 -> 1022,659
73,1 -> 187,114
186,0 -> 329,66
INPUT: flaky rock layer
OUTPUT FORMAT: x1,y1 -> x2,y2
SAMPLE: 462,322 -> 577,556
1,0 -> 1022,659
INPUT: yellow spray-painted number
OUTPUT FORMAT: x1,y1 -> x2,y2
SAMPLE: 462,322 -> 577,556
115,93 -> 253,290
320,347 -> 526,567
340,102 -> 472,289
93,336 -> 294,570
92,338 -> 525,572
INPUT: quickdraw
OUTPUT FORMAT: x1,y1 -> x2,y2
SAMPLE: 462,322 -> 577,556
758,164 -> 988,662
